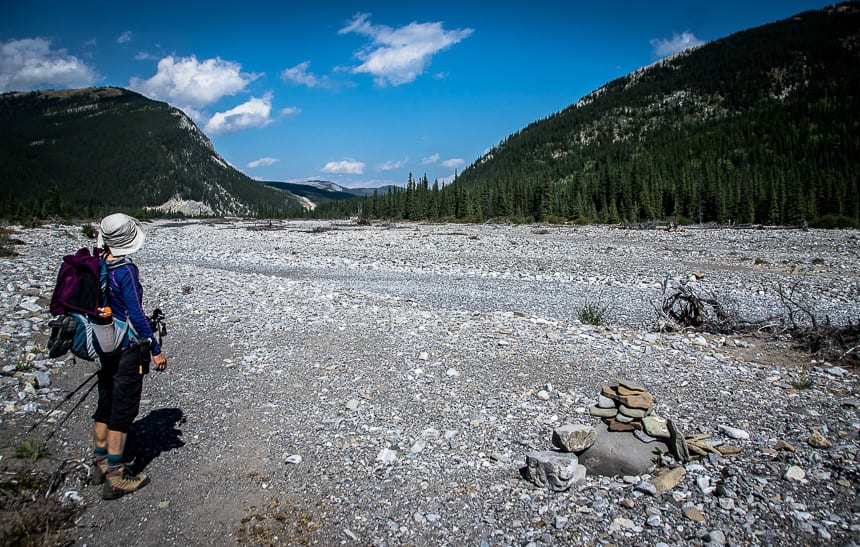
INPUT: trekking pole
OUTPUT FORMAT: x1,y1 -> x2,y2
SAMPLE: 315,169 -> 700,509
43,376 -> 99,443
27,370 -> 98,434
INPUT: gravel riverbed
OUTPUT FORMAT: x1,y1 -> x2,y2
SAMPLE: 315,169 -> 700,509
1,219 -> 859,546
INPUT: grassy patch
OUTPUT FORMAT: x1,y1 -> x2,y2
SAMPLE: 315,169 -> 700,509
577,298 -> 609,326
14,440 -> 49,461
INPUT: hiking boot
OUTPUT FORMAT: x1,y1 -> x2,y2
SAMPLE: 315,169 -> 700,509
102,465 -> 150,500
91,457 -> 108,485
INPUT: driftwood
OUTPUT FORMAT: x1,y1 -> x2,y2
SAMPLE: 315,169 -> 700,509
653,275 -> 768,334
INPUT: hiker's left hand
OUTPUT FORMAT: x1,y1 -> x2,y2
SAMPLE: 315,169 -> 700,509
153,353 -> 167,372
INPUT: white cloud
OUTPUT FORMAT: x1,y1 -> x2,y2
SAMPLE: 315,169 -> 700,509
117,31 -> 133,44
128,55 -> 257,109
378,157 -> 408,171
321,159 -> 365,175
247,157 -> 280,168
280,106 -> 301,116
339,13 -> 473,86
135,51 -> 158,61
650,31 -> 704,58
204,93 -> 274,135
421,153 -> 440,165
281,60 -> 333,88
442,158 -> 464,169
0,38 -> 98,92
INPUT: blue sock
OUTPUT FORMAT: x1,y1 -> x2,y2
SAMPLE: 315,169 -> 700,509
107,453 -> 123,468
94,446 -> 108,457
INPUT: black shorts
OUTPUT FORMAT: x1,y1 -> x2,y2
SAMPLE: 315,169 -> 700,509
93,346 -> 144,433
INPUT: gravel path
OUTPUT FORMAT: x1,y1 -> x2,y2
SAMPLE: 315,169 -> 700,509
1,220 -> 859,546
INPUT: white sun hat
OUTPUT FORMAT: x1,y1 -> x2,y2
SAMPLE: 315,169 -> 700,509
97,213 -> 145,256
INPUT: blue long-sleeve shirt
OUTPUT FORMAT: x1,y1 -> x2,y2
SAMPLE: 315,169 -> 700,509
106,258 -> 162,356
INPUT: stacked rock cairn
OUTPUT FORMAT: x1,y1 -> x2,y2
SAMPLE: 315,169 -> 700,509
524,380 -> 690,492
589,379 -> 689,461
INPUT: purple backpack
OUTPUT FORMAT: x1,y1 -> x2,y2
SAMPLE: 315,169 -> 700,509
49,247 -> 104,316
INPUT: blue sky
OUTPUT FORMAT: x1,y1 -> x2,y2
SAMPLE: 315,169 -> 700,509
2,1 -> 835,189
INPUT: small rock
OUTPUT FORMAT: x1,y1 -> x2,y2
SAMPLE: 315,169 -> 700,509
285,454 -> 303,464
524,451 -> 586,492
650,466 -> 686,492
446,368 -> 460,377
784,466 -> 806,482
33,371 -> 51,388
551,424 -> 597,453
536,389 -> 551,401
345,398 -> 361,411
376,448 -> 398,464
705,529 -> 726,545
775,439 -> 795,452
634,429 -> 657,443
158,501 -> 170,509
807,431 -> 832,449
635,480 -> 658,497
683,506 -> 705,522
642,415 -> 670,438
717,425 -> 750,440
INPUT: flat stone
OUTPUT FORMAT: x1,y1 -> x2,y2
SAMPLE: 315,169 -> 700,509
683,506 -> 706,522
618,404 -> 649,418
615,412 -> 634,423
525,451 -> 587,492
589,406 -> 617,418
617,379 -> 646,392
552,424 -> 598,453
634,429 -> 657,443
642,415 -> 670,438
718,425 -> 750,440
619,391 -> 653,410
608,419 -> 636,432
597,394 -> 616,409
579,422 -> 669,477
601,385 -> 619,400
617,385 -> 643,396
650,466 -> 686,492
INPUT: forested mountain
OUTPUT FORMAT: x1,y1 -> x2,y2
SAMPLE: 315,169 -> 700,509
312,3 -> 860,226
0,87 -> 301,219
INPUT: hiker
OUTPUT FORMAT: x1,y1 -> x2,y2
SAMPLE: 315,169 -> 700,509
90,213 -> 168,500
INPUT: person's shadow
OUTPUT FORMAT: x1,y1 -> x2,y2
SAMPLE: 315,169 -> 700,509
124,408 -> 185,473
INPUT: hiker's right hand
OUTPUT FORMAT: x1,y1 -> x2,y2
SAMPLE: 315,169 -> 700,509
153,353 -> 167,372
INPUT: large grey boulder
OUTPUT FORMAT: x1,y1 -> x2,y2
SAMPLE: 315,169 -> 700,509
577,422 -> 669,476
524,451 -> 587,492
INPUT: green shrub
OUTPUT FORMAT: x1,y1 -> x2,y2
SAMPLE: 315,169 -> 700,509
81,223 -> 98,239
577,298 -> 609,326
810,214 -> 858,229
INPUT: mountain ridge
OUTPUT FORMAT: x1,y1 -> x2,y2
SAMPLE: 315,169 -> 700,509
0,87 -> 300,218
